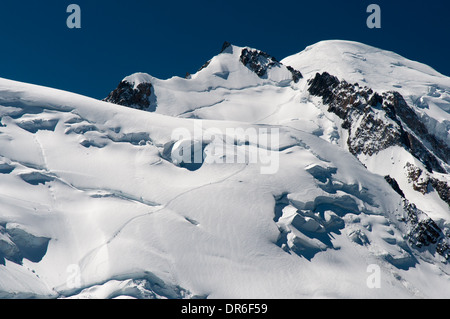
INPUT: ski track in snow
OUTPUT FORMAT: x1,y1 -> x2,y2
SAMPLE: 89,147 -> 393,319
32,134 -> 58,207
75,163 -> 249,281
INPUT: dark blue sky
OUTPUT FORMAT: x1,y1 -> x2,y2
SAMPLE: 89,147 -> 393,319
0,0 -> 448,99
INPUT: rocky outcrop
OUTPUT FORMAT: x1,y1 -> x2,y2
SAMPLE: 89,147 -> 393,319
405,162 -> 450,206
239,47 -> 303,83
308,72 -> 402,155
308,72 -> 449,207
220,41 -> 232,53
405,162 -> 430,194
197,59 -> 211,73
239,48 -> 278,78
430,178 -> 450,206
286,66 -> 303,83
384,175 -> 405,198
403,201 -> 450,260
383,92 -> 449,173
308,72 -> 448,173
104,80 -> 155,111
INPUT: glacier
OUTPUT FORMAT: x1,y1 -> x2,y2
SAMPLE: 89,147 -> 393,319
0,40 -> 448,299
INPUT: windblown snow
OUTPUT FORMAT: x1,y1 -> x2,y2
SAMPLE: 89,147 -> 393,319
0,40 -> 449,299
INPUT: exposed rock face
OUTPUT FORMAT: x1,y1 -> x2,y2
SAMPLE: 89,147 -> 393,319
104,80 -> 155,111
405,162 -> 430,194
405,162 -> 450,206
220,41 -> 232,53
430,178 -> 450,206
383,92 -> 449,173
239,47 -> 303,82
286,65 -> 303,83
308,72 -> 404,157
403,200 -> 450,260
308,72 -> 449,174
384,175 -> 405,198
240,48 -> 279,78
308,71 -> 449,208
197,59 -> 211,73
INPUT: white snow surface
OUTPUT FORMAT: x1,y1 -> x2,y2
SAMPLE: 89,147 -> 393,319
0,40 -> 449,299
123,73 -> 154,89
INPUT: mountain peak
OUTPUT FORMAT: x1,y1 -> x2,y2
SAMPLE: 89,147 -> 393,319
105,43 -> 304,113
122,72 -> 153,87
103,72 -> 155,111
282,39 -> 450,148
220,41 -> 232,53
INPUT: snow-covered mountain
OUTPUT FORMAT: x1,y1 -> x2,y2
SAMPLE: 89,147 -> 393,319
0,40 -> 449,298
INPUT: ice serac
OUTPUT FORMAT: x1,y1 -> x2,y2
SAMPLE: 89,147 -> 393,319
0,223 -> 50,265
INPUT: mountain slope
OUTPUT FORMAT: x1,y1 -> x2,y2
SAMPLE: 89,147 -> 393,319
106,40 -> 449,225
0,40 -> 449,298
